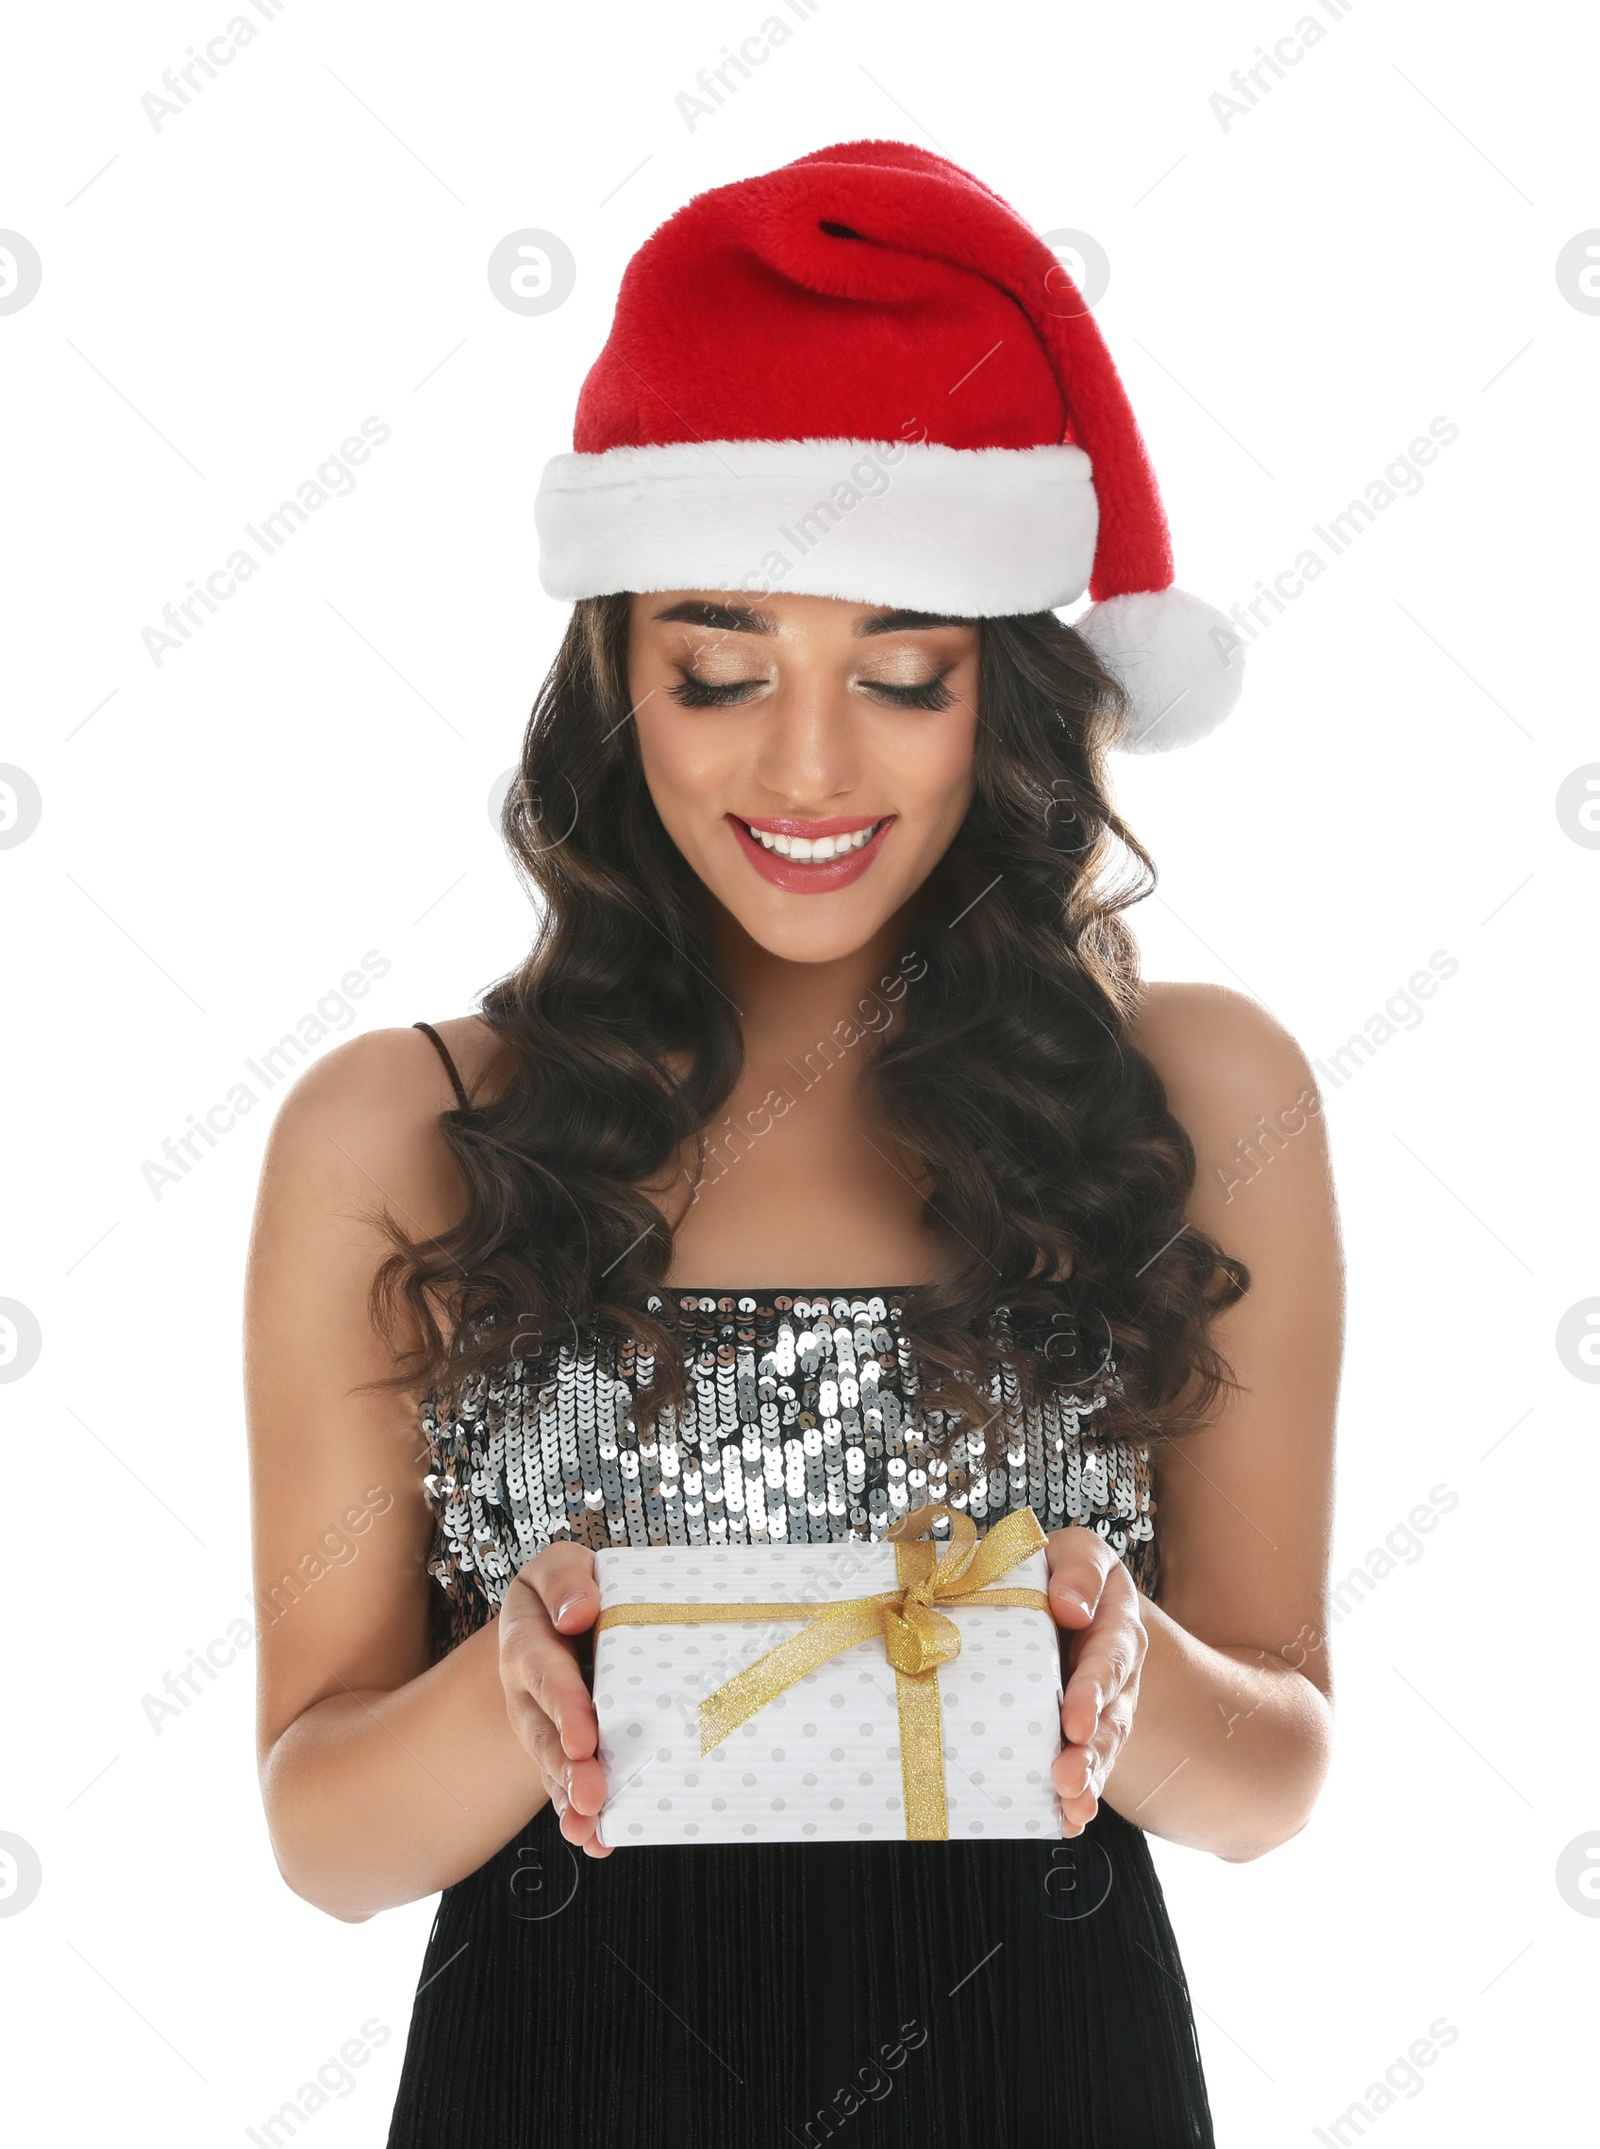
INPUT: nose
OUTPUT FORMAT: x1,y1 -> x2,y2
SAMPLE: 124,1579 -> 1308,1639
750,679 -> 862,809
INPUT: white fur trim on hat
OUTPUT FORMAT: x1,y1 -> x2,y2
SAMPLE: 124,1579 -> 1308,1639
534,437 -> 1098,617
1073,587 -> 1246,753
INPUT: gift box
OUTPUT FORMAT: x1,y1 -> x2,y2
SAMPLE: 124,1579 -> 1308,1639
592,1504 -> 1065,1846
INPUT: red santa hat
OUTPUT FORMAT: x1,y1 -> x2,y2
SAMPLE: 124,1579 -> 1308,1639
535,138 -> 1243,752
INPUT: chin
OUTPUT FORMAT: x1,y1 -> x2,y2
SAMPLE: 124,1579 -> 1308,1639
713,881 -> 897,967
727,899 -> 894,966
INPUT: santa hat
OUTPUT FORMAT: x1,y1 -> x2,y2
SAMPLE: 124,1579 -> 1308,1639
534,139 -> 1242,752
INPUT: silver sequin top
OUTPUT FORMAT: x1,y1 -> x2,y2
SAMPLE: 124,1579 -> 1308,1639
421,1288 -> 1158,1650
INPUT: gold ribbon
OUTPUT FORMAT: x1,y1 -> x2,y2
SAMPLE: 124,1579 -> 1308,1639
594,1503 -> 1050,1840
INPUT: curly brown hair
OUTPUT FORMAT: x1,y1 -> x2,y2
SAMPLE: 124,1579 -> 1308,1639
369,593 -> 1247,1456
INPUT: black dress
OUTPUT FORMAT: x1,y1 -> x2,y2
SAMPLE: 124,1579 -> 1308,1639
385,1028 -> 1215,2148
387,1791 -> 1212,2147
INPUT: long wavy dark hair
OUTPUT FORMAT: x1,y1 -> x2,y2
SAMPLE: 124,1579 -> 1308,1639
370,594 -> 1247,1455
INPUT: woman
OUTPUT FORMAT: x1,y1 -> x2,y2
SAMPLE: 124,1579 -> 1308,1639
247,141 -> 1340,2147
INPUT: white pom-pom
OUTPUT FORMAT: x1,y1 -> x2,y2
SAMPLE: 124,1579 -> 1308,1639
1073,587 -> 1245,753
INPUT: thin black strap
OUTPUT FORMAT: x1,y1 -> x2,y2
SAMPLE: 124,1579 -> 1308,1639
412,1021 -> 472,1113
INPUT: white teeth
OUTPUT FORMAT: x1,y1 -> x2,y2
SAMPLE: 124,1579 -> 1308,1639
749,821 -> 881,861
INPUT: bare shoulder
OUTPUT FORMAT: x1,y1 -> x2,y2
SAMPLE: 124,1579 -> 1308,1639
412,1014 -> 514,1104
271,1015 -> 506,1133
254,1016 -> 506,1240
1131,982 -> 1337,1259
1130,982 -> 1320,1142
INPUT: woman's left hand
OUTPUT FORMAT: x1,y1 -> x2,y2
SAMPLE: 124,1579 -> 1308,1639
1043,1527 -> 1149,1835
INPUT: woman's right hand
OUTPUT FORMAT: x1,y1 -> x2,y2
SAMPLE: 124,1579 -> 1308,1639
498,1543 -> 612,1858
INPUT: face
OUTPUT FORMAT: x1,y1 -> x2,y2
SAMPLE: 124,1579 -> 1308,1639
627,591 -> 981,964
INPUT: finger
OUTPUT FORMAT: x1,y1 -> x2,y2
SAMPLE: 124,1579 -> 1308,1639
557,1783 -> 615,1859
1051,1733 -> 1101,1804
504,1682 -> 562,1770
1060,1581 -> 1133,1744
1059,1612 -> 1143,1748
505,1622 -> 598,1763
501,1584 -> 601,1763
562,1753 -> 609,1818
551,1756 -> 614,1857
1044,1529 -> 1116,1630
507,1697 -> 613,1836
1053,1693 -> 1134,1831
524,1543 -> 603,1633
504,1681 -> 604,1810
1052,1690 -> 1131,1803
498,1684 -> 588,1787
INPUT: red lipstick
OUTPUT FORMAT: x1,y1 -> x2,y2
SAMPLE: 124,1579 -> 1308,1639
727,813 -> 894,895
741,814 -> 881,838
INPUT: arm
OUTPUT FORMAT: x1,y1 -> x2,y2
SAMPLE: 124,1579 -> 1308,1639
247,1023 -> 597,1922
1048,983 -> 1342,1862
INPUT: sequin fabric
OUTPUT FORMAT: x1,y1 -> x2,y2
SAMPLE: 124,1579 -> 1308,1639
420,1289 -> 1158,1649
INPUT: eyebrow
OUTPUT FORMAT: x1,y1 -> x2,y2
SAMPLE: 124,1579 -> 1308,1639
858,608 -> 970,637
650,600 -> 971,637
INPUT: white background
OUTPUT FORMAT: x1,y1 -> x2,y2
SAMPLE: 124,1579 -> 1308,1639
2,1 -> 1596,2141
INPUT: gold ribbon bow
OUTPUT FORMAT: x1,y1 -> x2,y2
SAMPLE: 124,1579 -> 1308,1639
594,1503 -> 1050,1840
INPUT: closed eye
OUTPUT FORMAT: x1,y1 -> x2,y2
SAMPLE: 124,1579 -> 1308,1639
666,671 -> 765,708
666,669 -> 956,710
865,675 -> 956,709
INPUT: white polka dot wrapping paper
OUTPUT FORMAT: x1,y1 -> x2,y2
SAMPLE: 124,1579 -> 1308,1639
591,1532 -> 1067,1846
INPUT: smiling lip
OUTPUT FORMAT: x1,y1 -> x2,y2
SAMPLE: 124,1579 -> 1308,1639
728,813 -> 894,894
742,814 -> 881,838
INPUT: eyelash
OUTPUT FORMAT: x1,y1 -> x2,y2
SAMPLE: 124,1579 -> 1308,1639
666,669 -> 956,710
